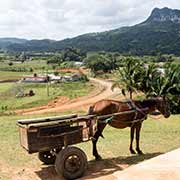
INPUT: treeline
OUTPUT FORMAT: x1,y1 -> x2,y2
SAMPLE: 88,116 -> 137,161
47,47 -> 86,65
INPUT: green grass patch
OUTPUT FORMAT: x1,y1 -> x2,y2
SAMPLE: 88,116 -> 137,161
0,60 -> 53,81
0,71 -> 31,81
0,82 -> 94,112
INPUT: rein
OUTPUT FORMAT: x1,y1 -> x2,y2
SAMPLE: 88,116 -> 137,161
98,107 -> 149,124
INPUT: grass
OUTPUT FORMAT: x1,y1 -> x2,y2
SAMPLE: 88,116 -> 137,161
0,82 -> 94,112
0,60 -> 52,81
78,115 -> 180,160
0,114 -> 179,170
0,71 -> 32,81
0,60 -> 49,70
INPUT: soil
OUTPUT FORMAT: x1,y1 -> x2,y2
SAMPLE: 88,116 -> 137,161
0,158 -> 129,180
16,78 -> 121,115
1,150 -> 179,180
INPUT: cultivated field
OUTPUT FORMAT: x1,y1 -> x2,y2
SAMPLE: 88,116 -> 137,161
0,82 -> 94,113
0,60 -> 49,81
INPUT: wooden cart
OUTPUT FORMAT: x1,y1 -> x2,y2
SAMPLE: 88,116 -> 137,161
17,114 -> 97,180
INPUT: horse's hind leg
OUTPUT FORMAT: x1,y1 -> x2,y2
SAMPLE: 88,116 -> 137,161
92,122 -> 106,160
129,126 -> 136,154
135,123 -> 144,155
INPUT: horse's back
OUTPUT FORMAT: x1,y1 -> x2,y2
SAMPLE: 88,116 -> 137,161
90,99 -> 129,115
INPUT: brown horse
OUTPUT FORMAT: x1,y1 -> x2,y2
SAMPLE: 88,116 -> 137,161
88,97 -> 170,160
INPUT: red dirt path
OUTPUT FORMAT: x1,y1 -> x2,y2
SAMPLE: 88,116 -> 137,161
16,78 -> 120,115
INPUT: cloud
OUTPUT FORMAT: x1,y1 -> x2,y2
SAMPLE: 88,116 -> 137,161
0,0 -> 180,40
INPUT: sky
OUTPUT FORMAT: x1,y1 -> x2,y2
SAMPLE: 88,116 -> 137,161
0,0 -> 180,40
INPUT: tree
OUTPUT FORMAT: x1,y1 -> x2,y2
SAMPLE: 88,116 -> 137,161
113,57 -> 143,99
47,54 -> 63,65
62,47 -> 86,62
84,53 -> 119,75
114,59 -> 180,113
8,62 -> 13,66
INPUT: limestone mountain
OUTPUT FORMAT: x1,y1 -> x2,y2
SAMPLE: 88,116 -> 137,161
5,7 -> 180,55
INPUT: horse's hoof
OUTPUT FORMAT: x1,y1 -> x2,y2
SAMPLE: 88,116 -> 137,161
137,150 -> 144,155
130,149 -> 136,154
95,155 -> 102,161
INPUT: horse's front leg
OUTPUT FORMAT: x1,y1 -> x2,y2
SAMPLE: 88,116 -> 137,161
129,126 -> 136,154
92,122 -> 106,160
135,122 -> 144,155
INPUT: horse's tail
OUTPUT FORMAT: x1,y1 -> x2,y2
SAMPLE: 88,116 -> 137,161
88,105 -> 105,139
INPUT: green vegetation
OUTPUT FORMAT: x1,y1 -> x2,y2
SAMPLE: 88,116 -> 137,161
114,58 -> 180,113
84,52 -> 120,75
0,82 -> 94,113
0,60 -> 51,81
47,47 -> 86,64
0,114 -> 179,174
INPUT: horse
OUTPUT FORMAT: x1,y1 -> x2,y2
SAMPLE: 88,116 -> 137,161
88,97 -> 171,160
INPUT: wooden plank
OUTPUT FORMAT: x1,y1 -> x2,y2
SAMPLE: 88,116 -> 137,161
27,115 -> 96,128
17,114 -> 78,125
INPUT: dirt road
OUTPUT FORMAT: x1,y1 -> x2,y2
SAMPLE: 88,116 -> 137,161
16,78 -> 120,115
3,149 -> 178,180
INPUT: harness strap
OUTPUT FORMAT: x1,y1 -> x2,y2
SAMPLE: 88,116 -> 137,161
128,99 -> 147,118
97,107 -> 149,124
103,117 -> 113,123
100,116 -> 145,124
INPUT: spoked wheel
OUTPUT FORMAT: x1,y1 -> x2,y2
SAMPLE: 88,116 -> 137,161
55,146 -> 88,180
38,149 -> 60,165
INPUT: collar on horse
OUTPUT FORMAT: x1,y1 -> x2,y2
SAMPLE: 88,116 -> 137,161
127,99 -> 147,119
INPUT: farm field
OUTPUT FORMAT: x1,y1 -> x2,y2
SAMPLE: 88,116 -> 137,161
0,113 -> 179,179
0,82 -> 94,113
0,60 -> 50,81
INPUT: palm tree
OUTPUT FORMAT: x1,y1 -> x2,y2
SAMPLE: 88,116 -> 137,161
114,59 -> 180,113
113,57 -> 143,99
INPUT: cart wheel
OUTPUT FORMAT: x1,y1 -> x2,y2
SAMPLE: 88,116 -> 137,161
55,146 -> 88,180
38,150 -> 57,165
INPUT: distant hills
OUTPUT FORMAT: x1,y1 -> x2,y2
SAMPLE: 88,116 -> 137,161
0,38 -> 27,49
1,7 -> 180,55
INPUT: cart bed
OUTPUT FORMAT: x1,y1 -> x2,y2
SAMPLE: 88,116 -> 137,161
17,114 -> 97,153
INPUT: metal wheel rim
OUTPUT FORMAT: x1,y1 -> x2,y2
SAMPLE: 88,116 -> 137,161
64,155 -> 81,173
42,152 -> 54,159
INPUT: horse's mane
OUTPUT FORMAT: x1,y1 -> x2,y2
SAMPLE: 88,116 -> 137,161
137,98 -> 157,108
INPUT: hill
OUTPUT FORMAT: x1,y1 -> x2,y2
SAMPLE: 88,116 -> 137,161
0,38 -> 27,49
4,7 -> 180,55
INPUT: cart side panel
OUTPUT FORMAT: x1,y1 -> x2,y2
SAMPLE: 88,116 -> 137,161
18,126 -> 29,150
18,125 -> 84,153
28,135 -> 64,153
17,116 -> 97,154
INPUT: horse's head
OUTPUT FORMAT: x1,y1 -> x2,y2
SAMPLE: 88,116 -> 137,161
155,96 -> 171,118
